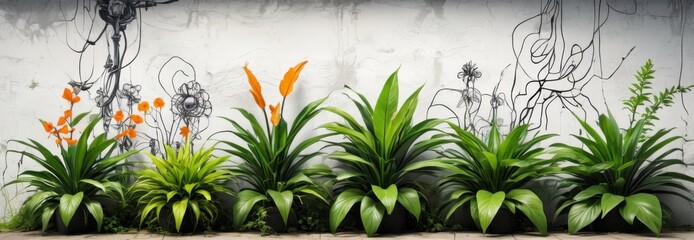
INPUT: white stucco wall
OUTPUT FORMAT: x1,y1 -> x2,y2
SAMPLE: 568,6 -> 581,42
1,0 -> 693,225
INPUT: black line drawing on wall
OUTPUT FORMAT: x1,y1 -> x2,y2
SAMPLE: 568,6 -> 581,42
149,56 -> 212,154
57,0 -> 178,141
427,62 -> 513,136
509,0 -> 635,130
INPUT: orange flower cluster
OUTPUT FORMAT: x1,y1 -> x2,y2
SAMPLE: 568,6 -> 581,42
114,97 -> 166,140
41,88 -> 79,146
243,61 -> 308,126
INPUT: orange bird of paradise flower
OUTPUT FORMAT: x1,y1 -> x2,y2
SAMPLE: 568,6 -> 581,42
269,103 -> 281,126
244,63 -> 266,109
243,60 -> 308,128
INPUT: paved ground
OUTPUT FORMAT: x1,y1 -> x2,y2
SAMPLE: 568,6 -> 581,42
0,231 -> 692,240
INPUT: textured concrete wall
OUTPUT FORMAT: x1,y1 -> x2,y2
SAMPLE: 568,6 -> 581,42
1,0 -> 693,225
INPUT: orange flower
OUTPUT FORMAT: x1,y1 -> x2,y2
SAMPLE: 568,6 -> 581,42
64,109 -> 72,119
115,131 -> 127,140
62,88 -> 73,102
131,114 -> 143,124
244,63 -> 266,109
127,128 -> 137,138
55,138 -> 62,145
138,101 -> 150,112
58,125 -> 69,134
62,88 -> 80,103
115,128 -> 137,139
154,98 -> 165,109
113,110 -> 124,123
269,103 -> 281,126
180,126 -> 190,138
42,121 -> 54,132
64,138 -> 77,146
279,60 -> 308,97
57,116 -> 66,126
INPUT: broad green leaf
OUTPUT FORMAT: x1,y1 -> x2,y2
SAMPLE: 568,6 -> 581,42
620,193 -> 662,236
360,196 -> 385,237
84,200 -> 104,232
172,197 -> 189,233
268,190 -> 294,225
59,192 -> 84,228
568,199 -> 601,234
600,193 -> 624,218
476,190 -> 505,234
329,189 -> 365,233
233,190 -> 268,228
372,184 -> 398,214
396,187 -> 421,221
507,189 -> 547,235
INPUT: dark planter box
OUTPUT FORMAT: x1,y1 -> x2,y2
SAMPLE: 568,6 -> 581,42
593,210 -> 649,233
55,207 -> 97,234
158,208 -> 202,234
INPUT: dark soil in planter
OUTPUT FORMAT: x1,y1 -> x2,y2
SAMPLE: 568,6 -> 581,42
593,210 -> 649,233
483,208 -> 518,234
158,208 -> 201,234
55,207 -> 97,234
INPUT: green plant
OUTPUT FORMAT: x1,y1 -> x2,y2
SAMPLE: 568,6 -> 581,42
411,123 -> 556,234
239,206 -> 275,235
102,215 -> 130,233
323,69 -> 447,236
415,182 -> 446,232
219,61 -> 333,230
5,117 -> 136,232
0,203 -> 37,231
553,60 -> 694,236
553,112 -> 693,235
130,140 -> 233,233
3,87 -> 138,233
623,59 -> 693,130
296,198 -> 330,232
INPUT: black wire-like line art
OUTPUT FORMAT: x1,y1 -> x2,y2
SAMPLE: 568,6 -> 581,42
427,62 -> 513,136
134,56 -> 212,156
508,0 -> 634,130
58,0 -> 178,140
